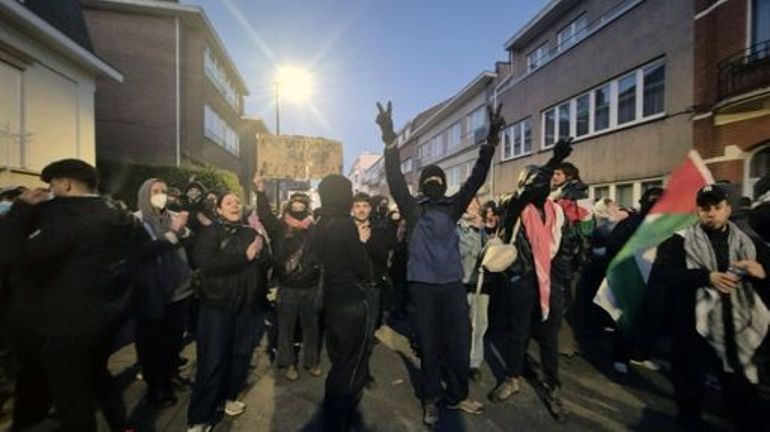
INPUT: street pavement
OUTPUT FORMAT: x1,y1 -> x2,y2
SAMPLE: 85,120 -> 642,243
0,323 -> 733,432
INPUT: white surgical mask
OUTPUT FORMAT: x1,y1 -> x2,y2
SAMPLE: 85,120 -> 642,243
150,193 -> 168,210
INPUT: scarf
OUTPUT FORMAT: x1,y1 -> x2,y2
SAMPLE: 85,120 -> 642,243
521,200 -> 564,320
685,221 -> 770,383
284,213 -> 314,230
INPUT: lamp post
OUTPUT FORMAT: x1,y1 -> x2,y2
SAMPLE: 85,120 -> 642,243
274,80 -> 281,135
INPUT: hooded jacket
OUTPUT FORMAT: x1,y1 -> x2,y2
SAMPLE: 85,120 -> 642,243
384,143 -> 495,284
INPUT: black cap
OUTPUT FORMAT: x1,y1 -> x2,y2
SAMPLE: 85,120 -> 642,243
696,184 -> 729,207
40,159 -> 99,190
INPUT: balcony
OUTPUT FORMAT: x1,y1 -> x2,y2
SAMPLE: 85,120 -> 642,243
718,40 -> 770,100
714,40 -> 770,125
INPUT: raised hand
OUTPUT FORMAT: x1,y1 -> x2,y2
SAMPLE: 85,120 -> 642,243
486,103 -> 506,147
252,172 -> 265,192
375,101 -> 397,146
553,137 -> 573,162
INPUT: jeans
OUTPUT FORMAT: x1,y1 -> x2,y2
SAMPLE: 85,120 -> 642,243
188,303 -> 263,425
467,292 -> 490,370
276,287 -> 320,369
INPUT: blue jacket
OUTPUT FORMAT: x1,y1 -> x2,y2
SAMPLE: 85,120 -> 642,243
384,143 -> 495,284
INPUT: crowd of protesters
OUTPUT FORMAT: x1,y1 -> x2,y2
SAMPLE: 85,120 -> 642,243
0,100 -> 768,432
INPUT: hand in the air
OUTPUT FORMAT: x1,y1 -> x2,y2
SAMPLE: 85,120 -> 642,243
376,101 -> 398,146
553,137 -> 573,162
486,103 -> 506,146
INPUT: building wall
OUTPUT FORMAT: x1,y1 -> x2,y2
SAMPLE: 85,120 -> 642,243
693,0 -> 770,195
494,0 -> 693,203
182,26 -> 244,181
0,21 -> 98,188
84,9 -> 177,166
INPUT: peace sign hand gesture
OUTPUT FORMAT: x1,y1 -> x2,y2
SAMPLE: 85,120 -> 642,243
375,101 -> 398,147
486,103 -> 506,147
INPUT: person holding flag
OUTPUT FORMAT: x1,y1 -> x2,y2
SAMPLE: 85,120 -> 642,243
594,151 -> 770,431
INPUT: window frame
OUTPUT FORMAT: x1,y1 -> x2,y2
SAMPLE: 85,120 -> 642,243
502,117 -> 533,161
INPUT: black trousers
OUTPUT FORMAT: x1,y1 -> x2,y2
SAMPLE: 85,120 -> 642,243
505,276 -> 564,387
11,331 -> 125,432
134,299 -> 189,400
671,323 -> 770,431
323,285 -> 375,431
409,281 -> 471,403
276,287 -> 320,369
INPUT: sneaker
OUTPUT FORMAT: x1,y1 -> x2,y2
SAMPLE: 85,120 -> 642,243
186,424 -> 212,432
224,399 -> 246,416
630,359 -> 660,371
542,385 -> 568,423
469,368 -> 482,382
613,361 -> 629,374
422,401 -> 439,426
285,366 -> 299,381
307,365 -> 323,377
447,398 -> 484,415
490,377 -> 520,403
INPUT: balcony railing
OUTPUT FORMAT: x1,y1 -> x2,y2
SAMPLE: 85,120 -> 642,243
717,39 -> 770,101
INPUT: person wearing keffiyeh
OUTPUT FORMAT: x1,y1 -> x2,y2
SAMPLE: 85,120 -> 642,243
489,139 -> 574,424
657,184 -> 770,431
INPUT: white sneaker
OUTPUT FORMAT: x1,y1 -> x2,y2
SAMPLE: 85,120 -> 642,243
187,425 -> 212,432
224,399 -> 246,416
613,361 -> 629,374
630,359 -> 660,371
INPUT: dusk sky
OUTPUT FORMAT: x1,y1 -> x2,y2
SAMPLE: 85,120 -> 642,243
184,0 -> 549,172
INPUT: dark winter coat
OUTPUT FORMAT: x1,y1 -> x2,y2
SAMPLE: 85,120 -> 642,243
0,197 -> 143,341
194,221 -> 267,311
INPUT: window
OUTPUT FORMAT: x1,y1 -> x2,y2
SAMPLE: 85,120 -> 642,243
557,14 -> 588,51
617,73 -> 637,124
753,0 -> 770,46
543,109 -> 556,147
576,94 -> 590,137
467,106 -> 486,141
0,60 -> 22,167
749,146 -> 770,196
401,158 -> 413,173
594,186 -> 610,199
527,42 -> 549,72
616,183 -> 634,208
204,104 -> 240,155
204,47 -> 239,110
522,118 -> 532,153
446,165 -> 465,195
420,142 -> 432,161
642,179 -> 663,192
594,84 -> 610,132
502,118 -> 533,160
643,61 -> 665,117
449,122 -> 462,149
558,102 -> 571,140
542,60 -> 666,144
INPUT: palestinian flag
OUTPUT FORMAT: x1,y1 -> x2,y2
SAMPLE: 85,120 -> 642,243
593,150 -> 714,330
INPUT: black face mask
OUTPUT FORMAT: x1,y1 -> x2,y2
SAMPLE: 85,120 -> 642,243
289,210 -> 309,221
421,181 -> 446,200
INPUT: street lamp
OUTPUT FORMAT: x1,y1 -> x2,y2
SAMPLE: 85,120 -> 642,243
274,67 -> 314,134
